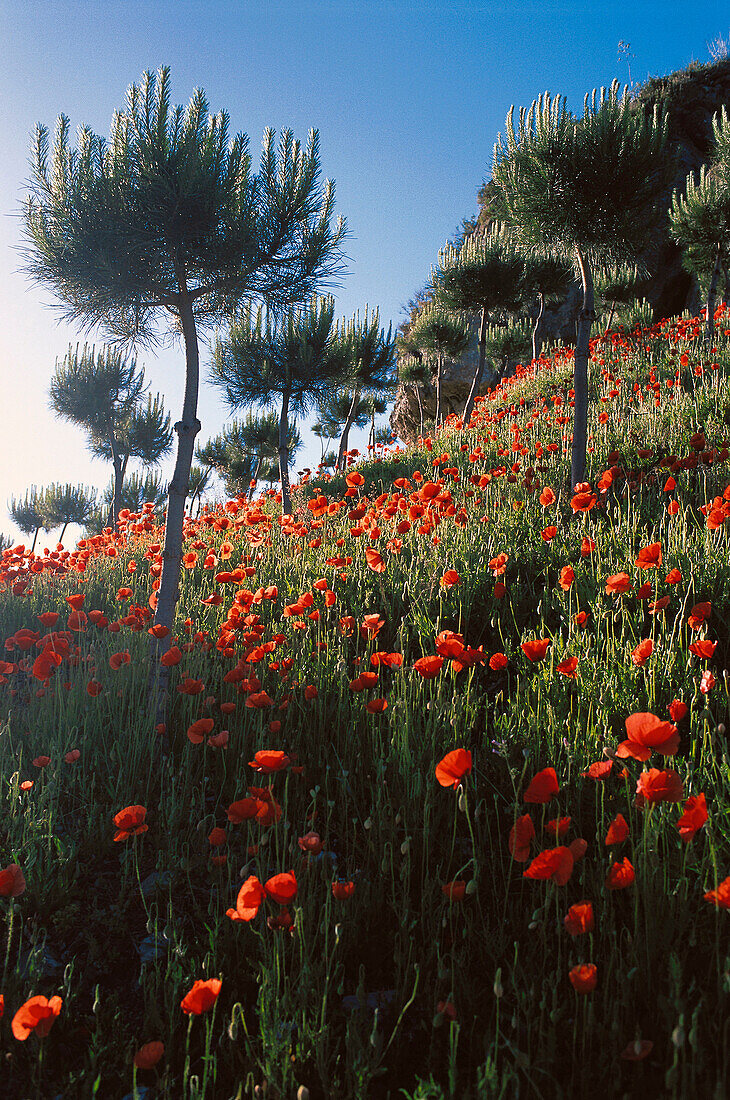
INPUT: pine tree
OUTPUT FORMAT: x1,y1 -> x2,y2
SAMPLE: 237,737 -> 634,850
406,305 -> 470,429
24,67 -> 346,698
492,81 -> 671,487
211,298 -> 345,512
670,109 -> 730,340
334,310 -> 396,470
435,232 -> 524,425
9,488 -> 49,552
42,483 -> 97,542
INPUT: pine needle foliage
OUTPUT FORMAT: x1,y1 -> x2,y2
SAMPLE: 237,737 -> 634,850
670,111 -> 730,337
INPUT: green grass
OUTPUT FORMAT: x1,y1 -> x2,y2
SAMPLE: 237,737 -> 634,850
2,308 -> 730,1098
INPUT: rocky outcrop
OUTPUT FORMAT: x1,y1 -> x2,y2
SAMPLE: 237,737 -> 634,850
391,58 -> 730,444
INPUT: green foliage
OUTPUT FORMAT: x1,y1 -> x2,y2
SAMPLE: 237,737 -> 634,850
8,487 -> 48,539
492,80 -> 672,268
42,483 -> 97,532
407,303 -> 470,361
435,231 -> 524,318
211,297 -> 349,417
24,67 -> 347,339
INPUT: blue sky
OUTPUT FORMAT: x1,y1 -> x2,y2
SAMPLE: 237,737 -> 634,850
1,0 -> 727,542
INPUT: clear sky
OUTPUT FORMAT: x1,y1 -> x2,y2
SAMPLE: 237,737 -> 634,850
1,0 -> 727,544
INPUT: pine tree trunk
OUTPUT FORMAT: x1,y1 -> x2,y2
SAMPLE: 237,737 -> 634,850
532,293 -> 545,361
279,385 -> 292,515
59,522 -> 68,543
706,244 -> 722,342
368,403 -> 376,453
337,386 -> 361,471
435,356 -> 443,429
150,288 -> 201,726
463,306 -> 488,427
106,428 -> 124,530
415,384 -> 424,438
31,526 -> 39,553
606,299 -> 617,335
572,247 -> 594,490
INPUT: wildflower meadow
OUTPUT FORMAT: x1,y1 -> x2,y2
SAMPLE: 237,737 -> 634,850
2,307 -> 730,1097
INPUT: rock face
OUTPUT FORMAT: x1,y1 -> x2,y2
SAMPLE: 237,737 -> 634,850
391,58 -> 730,445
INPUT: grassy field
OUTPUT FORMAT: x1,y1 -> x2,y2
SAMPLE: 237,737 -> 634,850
2,307 -> 730,1098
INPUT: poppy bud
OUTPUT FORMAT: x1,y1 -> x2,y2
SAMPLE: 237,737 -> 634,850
493,970 -> 503,997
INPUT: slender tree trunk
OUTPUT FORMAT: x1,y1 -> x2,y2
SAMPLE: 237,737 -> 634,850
106,427 -> 124,530
150,286 -> 201,729
435,356 -> 443,430
59,522 -> 68,543
605,299 -> 617,335
368,403 -> 376,453
572,247 -> 595,490
337,386 -> 361,471
532,293 -> 545,361
706,243 -> 723,342
463,306 -> 489,427
279,384 -> 292,515
30,526 -> 39,553
415,384 -> 424,438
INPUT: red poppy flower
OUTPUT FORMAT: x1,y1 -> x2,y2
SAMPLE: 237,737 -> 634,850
332,880 -> 356,900
521,639 -> 551,662
0,864 -> 26,897
508,813 -> 535,861
113,804 -> 148,842
704,876 -> 730,909
226,876 -> 265,922
33,756 -> 51,768
227,798 -> 261,823
246,691 -> 275,708
689,639 -> 717,659
605,573 -> 631,595
665,568 -> 682,584
539,486 -> 556,507
37,611 -> 59,627
489,652 -> 508,670
556,656 -> 578,678
248,750 -> 290,773
187,718 -> 215,744
700,670 -> 716,694
180,978 -> 222,1015
558,566 -> 574,590
65,593 -> 85,610
160,646 -> 182,667
605,857 -> 635,890
442,880 -> 467,901
11,994 -> 62,1040
631,639 -> 654,666
687,601 -> 712,629
264,871 -> 298,905
616,712 -> 679,761
541,526 -> 557,542
413,655 -> 444,679
109,650 -> 131,670
677,793 -> 708,843
64,749 -> 80,764
298,832 -> 323,855
581,760 -> 612,782
133,1041 -> 164,1069
605,813 -> 629,845
366,697 -> 388,713
635,542 -> 662,569
523,846 -> 574,885
365,548 -> 386,573
569,963 -> 597,994
564,900 -> 594,936
86,679 -> 103,696
571,488 -> 597,512
440,569 -> 461,588
524,767 -> 559,804
435,749 -> 472,788
668,699 -> 688,722
635,769 -> 684,805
